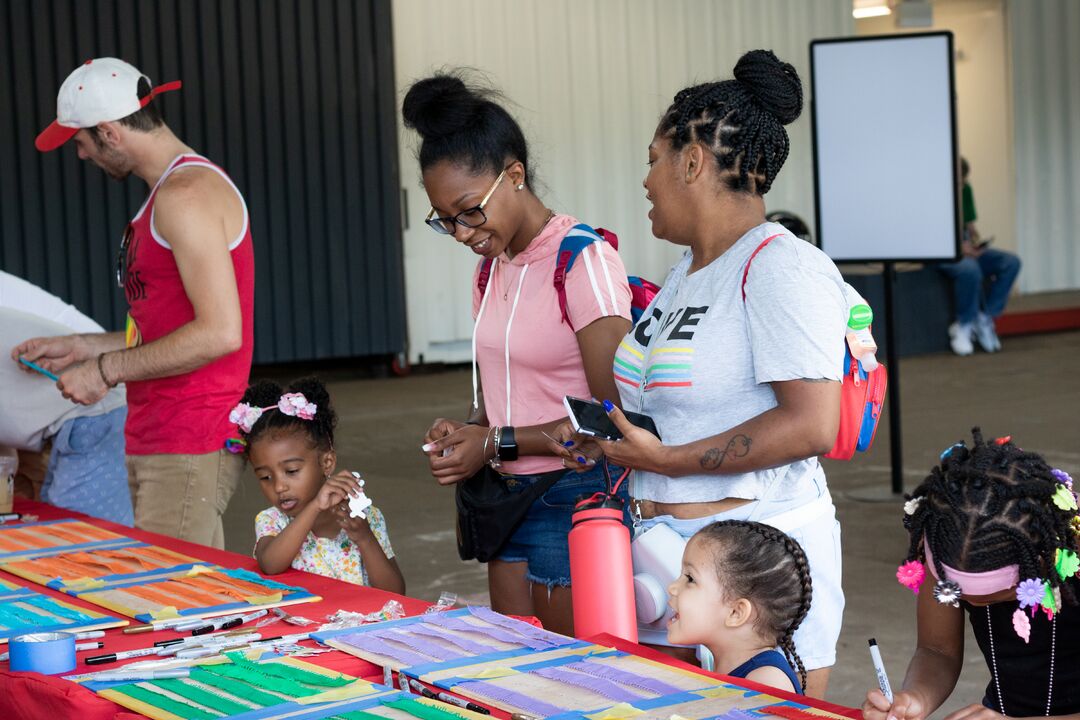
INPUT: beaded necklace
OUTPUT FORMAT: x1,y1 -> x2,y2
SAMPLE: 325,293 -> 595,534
986,606 -> 1056,716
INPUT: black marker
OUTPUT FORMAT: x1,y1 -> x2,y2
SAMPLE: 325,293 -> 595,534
409,679 -> 491,715
85,647 -> 159,665
191,616 -> 243,636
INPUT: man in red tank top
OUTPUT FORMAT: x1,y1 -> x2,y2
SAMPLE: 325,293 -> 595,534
13,58 -> 254,549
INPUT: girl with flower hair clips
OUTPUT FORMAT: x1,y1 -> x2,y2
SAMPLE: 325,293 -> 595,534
231,377 -> 404,593
864,428 -> 1080,720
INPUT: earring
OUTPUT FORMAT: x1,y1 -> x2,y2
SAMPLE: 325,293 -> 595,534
516,183 -> 525,191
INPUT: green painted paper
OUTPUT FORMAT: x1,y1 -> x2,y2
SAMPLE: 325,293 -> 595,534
189,667 -> 284,707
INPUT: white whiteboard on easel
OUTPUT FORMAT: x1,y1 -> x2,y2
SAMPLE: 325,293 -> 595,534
811,32 -> 961,263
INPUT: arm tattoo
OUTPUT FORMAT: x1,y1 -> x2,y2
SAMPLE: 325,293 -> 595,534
699,434 -> 752,471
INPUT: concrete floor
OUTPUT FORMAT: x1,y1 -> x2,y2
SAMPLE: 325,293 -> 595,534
222,329 -> 1080,714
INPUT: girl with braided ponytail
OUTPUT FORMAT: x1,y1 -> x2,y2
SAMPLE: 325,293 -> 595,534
553,49 -> 847,697
667,520 -> 812,694
229,377 -> 404,593
864,429 -> 1080,720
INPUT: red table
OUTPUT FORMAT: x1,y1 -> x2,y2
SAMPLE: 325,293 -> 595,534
0,499 -> 430,719
0,500 -> 861,720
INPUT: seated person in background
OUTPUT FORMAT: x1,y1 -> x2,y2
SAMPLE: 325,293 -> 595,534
864,429 -> 1080,720
939,158 -> 1021,356
232,376 -> 405,594
668,520 -> 811,695
1,271 -> 132,525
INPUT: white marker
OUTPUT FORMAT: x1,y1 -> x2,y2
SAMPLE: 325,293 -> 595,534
868,638 -> 893,702
85,647 -> 161,665
74,631 -> 106,640
93,668 -> 191,682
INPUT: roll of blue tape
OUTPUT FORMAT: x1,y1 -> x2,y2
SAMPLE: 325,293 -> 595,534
9,631 -> 76,674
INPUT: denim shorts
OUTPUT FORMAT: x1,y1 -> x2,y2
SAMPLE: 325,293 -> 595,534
495,463 -> 632,588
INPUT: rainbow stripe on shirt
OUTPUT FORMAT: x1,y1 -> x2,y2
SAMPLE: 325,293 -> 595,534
615,340 -> 693,390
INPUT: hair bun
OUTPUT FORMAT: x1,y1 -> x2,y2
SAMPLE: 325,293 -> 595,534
733,49 -> 803,126
402,73 -> 482,140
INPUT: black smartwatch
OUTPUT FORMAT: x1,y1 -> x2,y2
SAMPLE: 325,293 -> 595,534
497,426 -> 519,462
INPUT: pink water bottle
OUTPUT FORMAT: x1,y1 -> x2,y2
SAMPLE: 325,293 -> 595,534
568,493 -> 638,642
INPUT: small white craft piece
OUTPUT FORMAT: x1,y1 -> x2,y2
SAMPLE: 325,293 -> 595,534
348,471 -> 373,519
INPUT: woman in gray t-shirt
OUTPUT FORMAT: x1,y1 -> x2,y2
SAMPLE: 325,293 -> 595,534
555,50 -> 847,699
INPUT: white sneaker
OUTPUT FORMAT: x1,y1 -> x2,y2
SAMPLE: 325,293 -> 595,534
949,322 -> 974,356
975,313 -> 1002,352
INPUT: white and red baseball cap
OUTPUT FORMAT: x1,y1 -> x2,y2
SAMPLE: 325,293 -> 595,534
35,57 -> 181,152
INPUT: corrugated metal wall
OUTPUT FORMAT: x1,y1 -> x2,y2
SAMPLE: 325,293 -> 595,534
393,0 -> 853,364
1009,0 -> 1080,293
0,0 -> 405,364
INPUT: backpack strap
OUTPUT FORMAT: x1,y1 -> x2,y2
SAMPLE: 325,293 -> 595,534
476,258 -> 495,297
553,224 -> 613,330
740,233 -> 786,302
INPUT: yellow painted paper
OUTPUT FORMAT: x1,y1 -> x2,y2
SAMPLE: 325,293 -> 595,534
149,606 -> 181,620
584,702 -> 646,719
185,565 -> 218,577
64,577 -> 106,591
694,686 -> 742,699
294,680 -> 377,705
244,592 -> 283,605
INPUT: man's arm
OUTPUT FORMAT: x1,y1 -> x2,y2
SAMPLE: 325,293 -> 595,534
57,169 -> 245,404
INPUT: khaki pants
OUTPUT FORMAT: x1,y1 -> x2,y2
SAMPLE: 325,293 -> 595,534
127,450 -> 243,549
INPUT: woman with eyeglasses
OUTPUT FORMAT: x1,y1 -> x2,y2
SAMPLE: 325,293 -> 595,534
404,73 -> 632,635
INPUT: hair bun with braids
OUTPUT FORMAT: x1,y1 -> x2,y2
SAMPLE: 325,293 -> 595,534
733,49 -> 803,126
402,70 -> 534,187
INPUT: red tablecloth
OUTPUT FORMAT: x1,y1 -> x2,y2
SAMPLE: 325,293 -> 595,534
0,499 -> 430,719
0,500 -> 861,720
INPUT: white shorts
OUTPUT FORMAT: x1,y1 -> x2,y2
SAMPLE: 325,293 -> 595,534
636,476 -> 843,670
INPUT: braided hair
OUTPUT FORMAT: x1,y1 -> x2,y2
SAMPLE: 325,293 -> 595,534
696,520 -> 812,690
657,49 -> 802,195
402,70 -> 534,186
903,427 -> 1079,605
237,377 -> 337,455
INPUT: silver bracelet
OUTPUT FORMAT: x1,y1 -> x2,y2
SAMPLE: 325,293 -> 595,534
481,426 -> 493,462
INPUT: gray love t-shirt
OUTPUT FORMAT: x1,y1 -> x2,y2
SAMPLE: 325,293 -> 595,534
614,223 -> 847,503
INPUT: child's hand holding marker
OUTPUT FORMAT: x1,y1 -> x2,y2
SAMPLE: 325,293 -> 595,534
863,689 -> 928,720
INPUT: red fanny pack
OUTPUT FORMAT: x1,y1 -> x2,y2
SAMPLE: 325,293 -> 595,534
742,235 -> 887,461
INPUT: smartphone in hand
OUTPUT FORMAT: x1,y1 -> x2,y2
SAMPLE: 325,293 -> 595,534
563,396 -> 659,441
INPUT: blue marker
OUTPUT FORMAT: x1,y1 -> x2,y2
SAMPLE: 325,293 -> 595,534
18,357 -> 59,381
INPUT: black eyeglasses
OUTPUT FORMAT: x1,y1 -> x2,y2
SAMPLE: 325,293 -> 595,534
116,223 -> 133,289
425,168 -> 508,235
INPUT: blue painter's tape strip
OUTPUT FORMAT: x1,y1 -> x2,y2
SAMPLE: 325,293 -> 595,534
0,538 -> 137,563
58,561 -> 206,591
311,607 -> 472,643
224,689 -> 406,720
130,592 -> 318,623
428,647 -> 620,689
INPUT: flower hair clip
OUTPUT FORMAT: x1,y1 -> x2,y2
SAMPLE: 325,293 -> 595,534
229,403 -> 265,433
277,392 -> 317,420
229,392 -> 319,433
932,579 -> 962,607
904,496 -> 923,516
896,560 -> 925,595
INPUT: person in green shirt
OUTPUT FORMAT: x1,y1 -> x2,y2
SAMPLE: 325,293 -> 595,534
939,158 -> 1021,355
